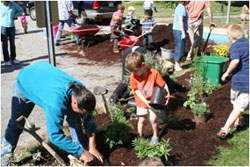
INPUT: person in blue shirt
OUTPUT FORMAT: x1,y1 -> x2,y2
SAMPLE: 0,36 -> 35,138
172,1 -> 189,71
217,25 -> 249,139
1,1 -> 23,66
141,10 -> 156,49
1,62 -> 103,165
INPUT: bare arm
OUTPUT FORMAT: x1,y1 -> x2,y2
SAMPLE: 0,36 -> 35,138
164,84 -> 170,105
179,16 -> 185,33
88,133 -> 103,164
207,7 -> 215,26
134,90 -> 151,108
221,59 -> 240,82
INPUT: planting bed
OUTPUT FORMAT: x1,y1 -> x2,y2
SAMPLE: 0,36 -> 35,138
93,73 -> 233,166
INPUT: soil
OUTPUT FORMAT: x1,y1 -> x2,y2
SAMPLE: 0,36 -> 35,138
93,72 -> 235,166
61,24 -> 215,66
75,24 -> 99,30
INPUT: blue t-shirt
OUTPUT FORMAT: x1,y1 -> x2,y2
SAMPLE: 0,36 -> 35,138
230,37 -> 249,93
1,2 -> 23,27
173,4 -> 188,31
17,61 -> 96,156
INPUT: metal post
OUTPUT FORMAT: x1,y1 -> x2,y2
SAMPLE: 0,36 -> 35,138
226,0 -> 231,25
44,1 -> 56,66
220,1 -> 223,13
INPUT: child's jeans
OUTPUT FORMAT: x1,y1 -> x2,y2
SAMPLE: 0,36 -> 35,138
173,30 -> 185,61
143,33 -> 153,47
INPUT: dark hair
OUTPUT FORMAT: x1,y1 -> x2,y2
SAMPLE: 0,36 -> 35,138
69,82 -> 96,112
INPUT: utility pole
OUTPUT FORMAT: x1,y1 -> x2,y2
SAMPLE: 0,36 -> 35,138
226,0 -> 231,25
44,1 -> 56,66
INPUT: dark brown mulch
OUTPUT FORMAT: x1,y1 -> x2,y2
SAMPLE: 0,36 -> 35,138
62,24 -> 215,66
95,72 -> 233,166
75,24 -> 99,30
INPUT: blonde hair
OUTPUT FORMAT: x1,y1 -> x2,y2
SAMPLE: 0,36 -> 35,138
227,24 -> 244,40
126,51 -> 145,72
128,6 -> 135,12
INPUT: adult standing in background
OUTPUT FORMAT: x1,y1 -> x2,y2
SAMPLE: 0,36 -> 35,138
143,0 -> 157,17
186,1 -> 215,61
1,1 -> 23,66
55,0 -> 78,46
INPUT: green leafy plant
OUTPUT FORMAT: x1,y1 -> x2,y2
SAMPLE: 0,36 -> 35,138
132,138 -> 171,160
212,44 -> 230,57
104,119 -> 132,149
192,102 -> 210,117
163,1 -> 178,9
104,103 -> 132,149
183,53 -> 218,109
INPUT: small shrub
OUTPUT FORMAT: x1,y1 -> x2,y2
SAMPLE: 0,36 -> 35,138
104,119 -> 132,149
192,102 -> 210,117
132,138 -> 171,161
108,103 -> 125,122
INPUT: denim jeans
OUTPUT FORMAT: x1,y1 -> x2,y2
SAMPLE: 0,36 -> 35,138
55,19 -> 79,44
173,30 -> 185,61
1,81 -> 94,160
1,26 -> 16,62
143,33 -> 153,47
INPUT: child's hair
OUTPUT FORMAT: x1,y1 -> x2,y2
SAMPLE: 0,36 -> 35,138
69,82 -> 96,112
144,10 -> 151,16
227,24 -> 244,40
118,4 -> 125,10
126,51 -> 145,72
128,6 -> 135,12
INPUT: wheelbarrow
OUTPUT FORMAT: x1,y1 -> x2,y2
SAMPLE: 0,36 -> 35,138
118,32 -> 149,50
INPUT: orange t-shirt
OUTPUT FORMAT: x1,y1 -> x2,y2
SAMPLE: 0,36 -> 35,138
186,1 -> 211,24
130,67 -> 165,108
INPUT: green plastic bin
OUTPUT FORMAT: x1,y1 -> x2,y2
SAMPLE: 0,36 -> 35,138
197,56 -> 229,86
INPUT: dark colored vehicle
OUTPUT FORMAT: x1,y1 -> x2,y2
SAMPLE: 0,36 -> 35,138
24,1 -> 121,24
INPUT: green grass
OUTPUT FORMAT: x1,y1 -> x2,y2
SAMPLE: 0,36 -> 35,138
207,127 -> 249,166
123,1 -> 242,19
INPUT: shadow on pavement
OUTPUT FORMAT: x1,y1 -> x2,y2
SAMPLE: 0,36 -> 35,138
16,29 -> 43,36
1,52 -> 67,74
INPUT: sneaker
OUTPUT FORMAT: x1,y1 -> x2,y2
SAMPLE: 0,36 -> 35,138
235,121 -> 246,131
113,49 -> 120,53
12,59 -> 20,65
150,137 -> 159,145
186,57 -> 192,61
216,128 -> 231,139
1,153 -> 12,166
174,66 -> 183,72
4,61 -> 12,66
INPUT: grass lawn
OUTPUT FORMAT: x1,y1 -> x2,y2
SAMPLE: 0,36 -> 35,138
123,1 -> 243,18
207,126 -> 249,166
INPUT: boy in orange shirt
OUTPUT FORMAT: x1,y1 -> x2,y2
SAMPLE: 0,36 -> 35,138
126,51 -> 170,144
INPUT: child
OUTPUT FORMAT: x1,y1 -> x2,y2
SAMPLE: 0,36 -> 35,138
20,12 -> 28,34
141,10 -> 156,48
216,24 -> 249,139
111,15 -> 123,53
124,6 -> 136,30
126,51 -> 170,144
172,2 -> 188,71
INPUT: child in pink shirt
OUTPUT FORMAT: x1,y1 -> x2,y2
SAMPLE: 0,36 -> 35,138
20,12 -> 28,34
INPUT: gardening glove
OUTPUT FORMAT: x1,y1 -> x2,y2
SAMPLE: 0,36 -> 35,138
181,31 -> 186,40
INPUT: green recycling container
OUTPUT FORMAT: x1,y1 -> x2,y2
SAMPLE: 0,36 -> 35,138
197,56 -> 229,86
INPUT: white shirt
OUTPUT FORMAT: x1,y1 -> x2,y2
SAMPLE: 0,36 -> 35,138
143,0 -> 154,10
58,0 -> 74,20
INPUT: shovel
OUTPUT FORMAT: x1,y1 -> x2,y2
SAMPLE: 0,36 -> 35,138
15,116 -> 66,166
202,24 -> 216,52
93,86 -> 108,114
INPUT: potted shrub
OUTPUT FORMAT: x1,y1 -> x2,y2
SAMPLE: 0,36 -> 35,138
192,102 -> 210,125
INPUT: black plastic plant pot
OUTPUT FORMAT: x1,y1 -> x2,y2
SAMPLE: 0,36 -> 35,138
149,87 -> 166,110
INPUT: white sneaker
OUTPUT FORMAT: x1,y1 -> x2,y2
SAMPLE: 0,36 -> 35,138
12,59 -> 20,65
4,61 -> 12,66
